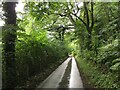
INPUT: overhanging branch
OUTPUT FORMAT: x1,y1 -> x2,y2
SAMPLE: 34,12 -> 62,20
72,13 -> 87,26
90,2 -> 94,29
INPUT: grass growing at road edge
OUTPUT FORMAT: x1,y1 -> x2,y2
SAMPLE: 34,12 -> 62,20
76,56 -> 119,89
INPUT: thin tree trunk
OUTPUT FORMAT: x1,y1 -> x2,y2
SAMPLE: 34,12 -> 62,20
86,27 -> 92,50
84,2 -> 94,50
118,1 -> 120,86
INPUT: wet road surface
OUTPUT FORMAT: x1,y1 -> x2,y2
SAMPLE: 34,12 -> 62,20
36,57 -> 84,89
69,57 -> 83,88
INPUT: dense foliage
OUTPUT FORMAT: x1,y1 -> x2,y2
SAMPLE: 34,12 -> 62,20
1,1 -> 120,89
74,2 -> 120,88
2,2 -> 70,88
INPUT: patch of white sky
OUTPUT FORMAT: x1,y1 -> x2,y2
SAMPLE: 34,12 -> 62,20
74,1 -> 83,16
15,1 -> 25,20
15,1 -> 25,13
0,2 -> 4,26
0,1 -> 25,26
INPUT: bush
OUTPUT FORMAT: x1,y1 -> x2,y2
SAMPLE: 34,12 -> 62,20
2,28 -> 70,87
76,57 -> 119,89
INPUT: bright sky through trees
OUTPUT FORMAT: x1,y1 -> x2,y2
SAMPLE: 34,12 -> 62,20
15,1 -> 24,13
0,1 -> 24,26
0,1 -> 83,26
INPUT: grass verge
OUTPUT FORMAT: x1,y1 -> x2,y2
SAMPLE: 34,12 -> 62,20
76,56 -> 119,89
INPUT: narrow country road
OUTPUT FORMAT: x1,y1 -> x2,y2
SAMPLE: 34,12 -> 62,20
36,57 -> 84,89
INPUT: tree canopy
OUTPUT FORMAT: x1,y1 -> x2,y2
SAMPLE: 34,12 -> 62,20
1,1 -> 120,89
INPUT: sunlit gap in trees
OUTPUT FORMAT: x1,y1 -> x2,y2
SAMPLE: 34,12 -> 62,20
0,1 -> 24,26
0,1 -> 83,26
74,1 -> 83,16
15,1 -> 25,19
0,2 -> 4,26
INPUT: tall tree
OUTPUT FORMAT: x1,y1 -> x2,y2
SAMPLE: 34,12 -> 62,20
3,2 -> 17,89
72,2 -> 94,50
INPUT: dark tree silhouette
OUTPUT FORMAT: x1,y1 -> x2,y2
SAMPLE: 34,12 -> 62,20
3,2 -> 17,89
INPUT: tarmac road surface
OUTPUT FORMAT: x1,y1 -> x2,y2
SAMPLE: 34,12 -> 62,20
36,57 -> 84,89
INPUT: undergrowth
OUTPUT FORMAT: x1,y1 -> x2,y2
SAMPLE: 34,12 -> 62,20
76,56 -> 119,89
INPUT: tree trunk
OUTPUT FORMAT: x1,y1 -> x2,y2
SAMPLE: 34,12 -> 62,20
118,1 -> 120,55
3,2 -> 17,89
118,1 -> 120,86
86,27 -> 92,50
84,2 -> 94,50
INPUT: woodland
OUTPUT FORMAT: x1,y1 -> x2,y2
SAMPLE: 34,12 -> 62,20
1,1 -> 120,89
